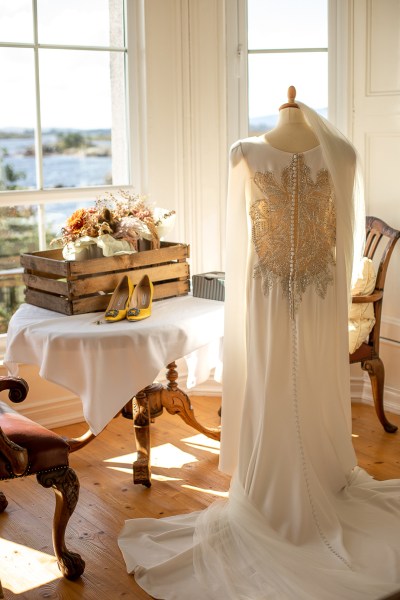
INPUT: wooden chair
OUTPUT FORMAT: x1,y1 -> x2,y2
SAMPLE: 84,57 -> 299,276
350,216 -> 400,433
0,375 -> 85,593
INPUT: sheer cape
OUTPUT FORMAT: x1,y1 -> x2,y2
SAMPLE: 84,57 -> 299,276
118,104 -> 400,600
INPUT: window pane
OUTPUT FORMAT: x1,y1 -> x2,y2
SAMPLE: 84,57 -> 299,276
45,200 -> 95,246
0,206 -> 39,263
248,52 -> 328,135
0,274 -> 25,333
249,52 -> 328,135
0,206 -> 39,332
0,48 -> 37,190
39,49 -> 128,188
248,0 -> 327,50
37,0 -> 125,47
0,0 -> 33,43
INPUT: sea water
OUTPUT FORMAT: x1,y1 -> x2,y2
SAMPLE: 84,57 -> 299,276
0,134 -> 112,189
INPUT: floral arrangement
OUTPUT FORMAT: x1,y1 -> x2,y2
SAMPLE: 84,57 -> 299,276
51,190 -> 176,260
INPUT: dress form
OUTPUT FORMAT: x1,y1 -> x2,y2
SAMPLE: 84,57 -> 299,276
265,86 -> 319,152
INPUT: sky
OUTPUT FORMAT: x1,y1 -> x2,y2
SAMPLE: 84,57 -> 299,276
247,0 -> 328,117
0,0 -> 123,130
0,0 -> 327,130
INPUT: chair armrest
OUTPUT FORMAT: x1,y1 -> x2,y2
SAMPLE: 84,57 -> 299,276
0,427 -> 28,476
351,290 -> 383,304
0,376 -> 29,403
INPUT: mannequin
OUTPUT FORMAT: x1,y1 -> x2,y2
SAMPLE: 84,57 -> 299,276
264,86 -> 319,152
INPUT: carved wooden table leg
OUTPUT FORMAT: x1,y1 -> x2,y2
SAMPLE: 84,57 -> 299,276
65,430 -> 97,452
65,364 -> 220,488
65,405 -> 127,452
161,362 -> 221,441
131,384 -> 164,486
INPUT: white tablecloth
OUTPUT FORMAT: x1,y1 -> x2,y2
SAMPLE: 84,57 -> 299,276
4,296 -> 224,435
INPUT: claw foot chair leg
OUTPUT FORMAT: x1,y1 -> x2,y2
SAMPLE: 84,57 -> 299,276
37,466 -> 85,580
362,358 -> 398,434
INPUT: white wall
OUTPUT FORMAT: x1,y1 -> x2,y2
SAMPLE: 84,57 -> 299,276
0,363 -> 84,428
144,0 -> 228,276
349,0 -> 400,413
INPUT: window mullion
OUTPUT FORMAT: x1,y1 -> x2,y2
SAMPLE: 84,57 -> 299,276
32,0 -> 43,191
37,204 -> 47,250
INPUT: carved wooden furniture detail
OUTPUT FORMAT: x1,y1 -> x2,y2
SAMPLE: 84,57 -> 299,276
64,361 -> 221,488
0,375 -> 85,587
350,216 -> 400,433
122,362 -> 221,487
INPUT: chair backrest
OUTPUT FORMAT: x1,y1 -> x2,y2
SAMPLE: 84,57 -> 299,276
363,216 -> 400,351
364,216 -> 400,291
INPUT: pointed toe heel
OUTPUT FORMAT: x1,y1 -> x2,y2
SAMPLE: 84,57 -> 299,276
127,274 -> 154,322
104,275 -> 134,322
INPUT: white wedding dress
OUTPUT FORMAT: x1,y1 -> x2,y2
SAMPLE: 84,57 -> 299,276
119,108 -> 400,599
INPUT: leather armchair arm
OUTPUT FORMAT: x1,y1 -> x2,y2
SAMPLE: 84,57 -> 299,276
0,426 -> 28,476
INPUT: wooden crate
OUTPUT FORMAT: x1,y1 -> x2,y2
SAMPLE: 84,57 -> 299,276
21,242 -> 190,315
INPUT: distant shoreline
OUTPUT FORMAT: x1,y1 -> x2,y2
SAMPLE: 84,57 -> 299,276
22,145 -> 111,157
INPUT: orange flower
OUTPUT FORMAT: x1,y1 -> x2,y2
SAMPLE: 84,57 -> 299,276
66,208 -> 89,233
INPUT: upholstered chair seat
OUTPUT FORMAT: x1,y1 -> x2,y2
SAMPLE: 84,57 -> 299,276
0,375 -> 85,593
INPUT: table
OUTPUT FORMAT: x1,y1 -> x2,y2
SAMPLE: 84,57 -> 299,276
4,296 -> 224,486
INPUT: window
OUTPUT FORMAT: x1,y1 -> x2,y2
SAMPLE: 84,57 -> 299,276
247,0 -> 328,135
0,0 -> 134,335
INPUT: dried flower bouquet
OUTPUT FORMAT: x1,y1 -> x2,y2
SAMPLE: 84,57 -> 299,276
51,190 -> 176,260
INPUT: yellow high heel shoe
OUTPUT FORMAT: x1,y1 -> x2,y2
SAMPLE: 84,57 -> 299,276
104,275 -> 134,322
127,274 -> 154,321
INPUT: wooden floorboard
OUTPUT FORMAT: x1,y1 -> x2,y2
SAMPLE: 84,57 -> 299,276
0,397 -> 399,598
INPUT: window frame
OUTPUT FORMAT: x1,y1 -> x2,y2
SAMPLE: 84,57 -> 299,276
0,0 -> 147,212
225,0 -> 351,145
0,0 -> 148,357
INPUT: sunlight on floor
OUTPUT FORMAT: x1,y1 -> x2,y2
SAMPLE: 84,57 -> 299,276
182,484 -> 229,498
183,433 -> 221,455
0,538 -> 60,593
104,443 -> 198,471
352,433 -> 359,438
149,443 -> 198,468
106,465 -> 135,474
151,474 -> 183,482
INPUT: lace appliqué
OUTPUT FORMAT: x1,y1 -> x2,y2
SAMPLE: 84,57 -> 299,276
250,153 -> 336,318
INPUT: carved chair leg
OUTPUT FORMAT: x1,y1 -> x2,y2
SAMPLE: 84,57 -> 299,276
37,466 -> 85,580
362,357 -> 398,433
0,491 -> 8,513
132,391 -> 152,487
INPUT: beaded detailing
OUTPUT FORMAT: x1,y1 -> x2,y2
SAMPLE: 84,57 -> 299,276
250,153 -> 336,318
290,310 -> 352,568
286,154 -> 351,569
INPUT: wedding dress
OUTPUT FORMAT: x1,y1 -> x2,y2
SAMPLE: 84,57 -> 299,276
118,105 -> 400,599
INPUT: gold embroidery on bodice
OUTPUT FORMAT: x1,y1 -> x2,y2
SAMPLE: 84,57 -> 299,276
250,153 -> 336,317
